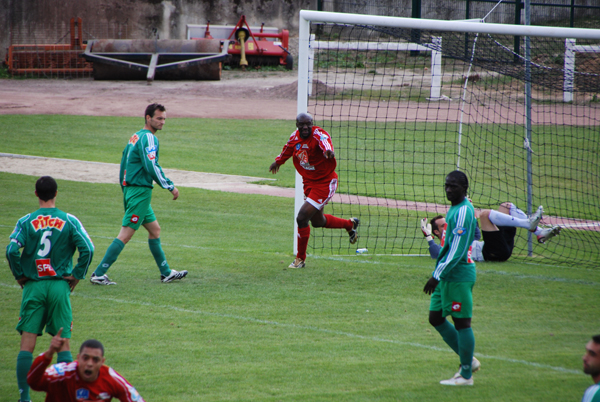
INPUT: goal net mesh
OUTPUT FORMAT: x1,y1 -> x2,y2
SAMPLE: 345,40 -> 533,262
305,20 -> 600,267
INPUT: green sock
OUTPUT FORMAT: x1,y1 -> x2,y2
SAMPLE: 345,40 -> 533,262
434,319 -> 459,355
94,238 -> 125,276
17,351 -> 33,402
458,327 -> 475,379
149,238 -> 171,276
57,350 -> 73,363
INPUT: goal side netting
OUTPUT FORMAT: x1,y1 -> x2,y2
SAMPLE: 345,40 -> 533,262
295,11 -> 600,268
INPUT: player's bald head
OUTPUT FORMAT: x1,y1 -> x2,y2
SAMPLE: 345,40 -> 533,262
296,112 -> 313,123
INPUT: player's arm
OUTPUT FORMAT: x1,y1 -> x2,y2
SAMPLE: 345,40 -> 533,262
271,134 -> 296,172
316,129 -> 335,159
6,219 -> 27,283
66,214 -> 95,281
27,329 -> 65,391
109,368 -> 146,402
140,134 -> 175,191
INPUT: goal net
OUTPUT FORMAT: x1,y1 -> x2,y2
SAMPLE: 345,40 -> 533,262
295,11 -> 600,267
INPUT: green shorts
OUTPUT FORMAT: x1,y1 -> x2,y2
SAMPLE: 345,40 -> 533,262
122,186 -> 156,230
429,280 -> 475,319
17,279 -> 72,338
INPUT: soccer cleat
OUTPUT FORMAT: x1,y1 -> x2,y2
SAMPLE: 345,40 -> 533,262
455,357 -> 480,377
537,226 -> 561,244
528,206 -> 544,231
440,374 -> 474,386
90,273 -> 116,286
288,258 -> 305,269
348,218 -> 360,244
161,269 -> 188,283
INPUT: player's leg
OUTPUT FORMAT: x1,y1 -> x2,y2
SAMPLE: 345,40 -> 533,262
501,203 -> 561,243
17,332 -> 36,402
308,177 -> 360,243
16,281 -> 46,402
47,280 -> 73,363
488,204 -> 543,231
291,201 -> 319,268
429,309 -> 460,354
92,187 -> 150,284
440,282 -> 476,385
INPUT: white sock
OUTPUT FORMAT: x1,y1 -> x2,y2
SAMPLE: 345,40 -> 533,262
489,209 -> 530,229
508,203 -> 527,220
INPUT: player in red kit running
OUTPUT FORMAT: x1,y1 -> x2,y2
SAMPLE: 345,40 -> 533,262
28,328 -> 145,402
269,113 -> 359,268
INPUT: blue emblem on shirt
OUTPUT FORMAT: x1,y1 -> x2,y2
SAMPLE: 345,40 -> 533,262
76,389 -> 90,399
52,364 -> 65,375
295,144 -> 301,150
453,226 -> 467,236
145,145 -> 157,154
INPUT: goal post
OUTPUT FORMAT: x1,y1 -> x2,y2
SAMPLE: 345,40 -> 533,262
295,10 -> 600,267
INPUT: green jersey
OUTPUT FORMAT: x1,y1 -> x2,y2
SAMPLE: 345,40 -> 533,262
6,208 -> 94,281
432,198 -> 476,282
120,129 -> 174,191
583,383 -> 600,402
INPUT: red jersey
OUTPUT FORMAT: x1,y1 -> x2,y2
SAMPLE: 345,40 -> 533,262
28,353 -> 145,402
274,126 -> 337,183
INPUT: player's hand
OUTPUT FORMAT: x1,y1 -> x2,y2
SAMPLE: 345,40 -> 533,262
17,277 -> 29,289
45,327 -> 67,359
324,150 -> 335,159
269,162 -> 280,174
63,276 -> 79,292
420,218 -> 433,241
423,277 -> 439,295
171,187 -> 179,200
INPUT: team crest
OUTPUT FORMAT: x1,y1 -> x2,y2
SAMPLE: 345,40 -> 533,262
131,215 -> 139,223
453,226 -> 467,236
295,144 -> 301,150
76,388 -> 90,400
451,302 -> 462,312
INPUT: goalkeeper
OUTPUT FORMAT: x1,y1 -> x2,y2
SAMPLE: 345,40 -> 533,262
421,202 -> 561,262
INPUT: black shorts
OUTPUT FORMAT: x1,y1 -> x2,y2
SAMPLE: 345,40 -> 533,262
481,226 -> 516,262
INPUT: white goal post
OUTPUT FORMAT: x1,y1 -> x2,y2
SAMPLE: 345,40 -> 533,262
292,10 -> 600,256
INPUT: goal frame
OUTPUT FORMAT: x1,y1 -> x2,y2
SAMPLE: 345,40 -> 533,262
293,10 -> 600,255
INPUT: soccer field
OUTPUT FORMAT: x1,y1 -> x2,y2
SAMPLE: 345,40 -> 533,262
0,115 -> 598,401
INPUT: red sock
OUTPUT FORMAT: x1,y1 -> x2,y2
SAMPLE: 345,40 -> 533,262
297,226 -> 310,260
324,214 -> 353,231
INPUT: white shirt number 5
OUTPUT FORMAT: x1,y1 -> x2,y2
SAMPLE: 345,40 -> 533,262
38,230 -> 52,257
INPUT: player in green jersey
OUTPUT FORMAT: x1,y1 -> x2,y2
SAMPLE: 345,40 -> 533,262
6,176 -> 94,402
423,170 -> 479,386
91,103 -> 187,285
582,335 -> 600,402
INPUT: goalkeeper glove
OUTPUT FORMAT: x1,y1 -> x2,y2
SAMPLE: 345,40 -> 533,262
420,218 -> 433,241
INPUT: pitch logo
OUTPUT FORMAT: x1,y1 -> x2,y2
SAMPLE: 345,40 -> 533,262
131,215 -> 139,223
31,215 -> 66,232
451,301 -> 462,312
129,134 -> 139,145
36,259 -> 57,277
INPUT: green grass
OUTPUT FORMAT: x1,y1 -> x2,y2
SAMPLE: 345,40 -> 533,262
0,172 -> 597,402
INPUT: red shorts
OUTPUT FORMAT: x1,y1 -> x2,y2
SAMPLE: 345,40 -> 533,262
303,173 -> 338,210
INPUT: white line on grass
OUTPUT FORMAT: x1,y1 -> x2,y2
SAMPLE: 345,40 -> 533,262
0,282 -> 582,375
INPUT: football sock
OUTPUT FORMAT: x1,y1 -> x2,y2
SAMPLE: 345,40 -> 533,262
94,238 -> 125,276
17,351 -> 33,402
434,320 -> 460,354
489,209 -> 530,229
149,238 -> 171,276
57,350 -> 73,363
324,214 -> 353,230
458,327 -> 475,379
508,203 -> 528,220
297,226 -> 310,261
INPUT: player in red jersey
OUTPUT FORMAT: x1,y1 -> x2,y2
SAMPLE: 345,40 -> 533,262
28,328 -> 145,402
269,113 -> 360,268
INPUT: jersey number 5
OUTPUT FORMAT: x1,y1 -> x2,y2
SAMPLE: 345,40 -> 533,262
38,230 -> 52,257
